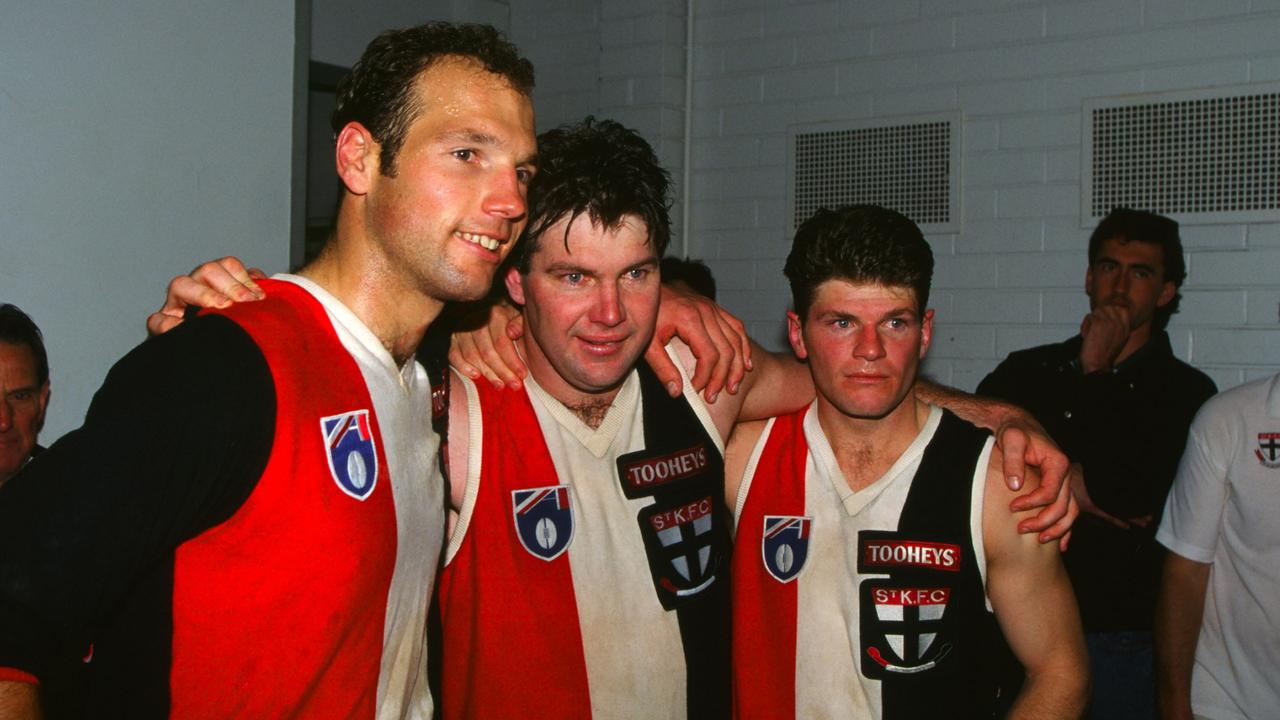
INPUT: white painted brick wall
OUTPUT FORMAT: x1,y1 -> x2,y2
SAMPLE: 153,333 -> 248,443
679,0 -> 1280,391
503,0 -> 1280,393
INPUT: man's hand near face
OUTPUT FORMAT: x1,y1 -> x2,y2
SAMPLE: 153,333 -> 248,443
1078,304 -> 1131,374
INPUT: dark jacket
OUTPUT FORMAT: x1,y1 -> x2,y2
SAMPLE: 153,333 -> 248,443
977,332 -> 1216,631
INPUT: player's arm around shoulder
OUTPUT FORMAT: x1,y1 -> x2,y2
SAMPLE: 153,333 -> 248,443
982,454 -> 1089,719
670,338 -> 811,446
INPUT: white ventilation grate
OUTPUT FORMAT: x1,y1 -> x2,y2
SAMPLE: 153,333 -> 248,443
788,113 -> 960,233
1084,84 -> 1280,224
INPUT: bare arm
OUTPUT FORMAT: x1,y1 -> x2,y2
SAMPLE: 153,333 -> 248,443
723,418 -> 768,509
0,680 -> 41,719
1155,552 -> 1210,720
918,380 -> 1077,547
983,459 -> 1089,719
446,369 -> 471,515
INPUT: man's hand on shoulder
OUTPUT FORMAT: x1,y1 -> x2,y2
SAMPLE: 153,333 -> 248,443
995,413 -> 1078,550
447,300 -> 526,391
916,380 -> 1078,549
646,283 -> 751,402
146,257 -> 266,336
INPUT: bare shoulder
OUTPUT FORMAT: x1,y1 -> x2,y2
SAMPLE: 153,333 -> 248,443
982,451 -> 1056,564
447,368 -> 473,512
724,418 -> 770,508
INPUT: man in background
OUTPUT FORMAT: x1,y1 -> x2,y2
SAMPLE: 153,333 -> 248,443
978,208 -> 1216,718
1156,372 -> 1280,720
0,304 -> 50,490
660,256 -> 717,300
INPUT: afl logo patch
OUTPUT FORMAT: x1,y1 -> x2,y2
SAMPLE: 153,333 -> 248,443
762,515 -> 812,583
512,486 -> 575,561
320,410 -> 379,501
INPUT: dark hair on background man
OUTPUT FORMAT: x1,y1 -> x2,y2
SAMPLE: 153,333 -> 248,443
511,117 -> 672,274
1088,207 -> 1184,330
0,304 -> 49,387
331,22 -> 534,177
660,257 -> 717,300
785,205 -> 933,321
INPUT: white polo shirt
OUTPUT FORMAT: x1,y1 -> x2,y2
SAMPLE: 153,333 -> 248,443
1157,373 -> 1280,720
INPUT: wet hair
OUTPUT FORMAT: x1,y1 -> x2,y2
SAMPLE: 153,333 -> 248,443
510,117 -> 671,274
784,205 -> 933,320
331,22 -> 534,177
660,257 -> 716,300
1088,207 -> 1184,330
0,304 -> 48,387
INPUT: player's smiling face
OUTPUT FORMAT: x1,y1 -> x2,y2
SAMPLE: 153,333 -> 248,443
788,280 -> 932,421
363,56 -> 538,304
506,212 -> 660,405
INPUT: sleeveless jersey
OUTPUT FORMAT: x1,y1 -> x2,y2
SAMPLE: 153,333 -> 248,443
437,357 -> 732,719
733,403 -> 1019,719
178,276 -> 442,719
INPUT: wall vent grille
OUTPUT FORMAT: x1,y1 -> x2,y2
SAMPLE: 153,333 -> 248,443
1084,84 -> 1280,224
788,113 -> 959,233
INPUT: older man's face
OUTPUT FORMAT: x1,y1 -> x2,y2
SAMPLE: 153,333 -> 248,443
0,341 -> 49,486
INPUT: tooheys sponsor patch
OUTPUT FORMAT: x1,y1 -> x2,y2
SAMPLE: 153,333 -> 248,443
617,443 -> 710,498
858,532 -> 962,573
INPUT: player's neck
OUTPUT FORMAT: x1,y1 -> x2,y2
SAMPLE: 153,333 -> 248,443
519,334 -> 627,430
299,229 -> 442,367
817,392 -> 930,493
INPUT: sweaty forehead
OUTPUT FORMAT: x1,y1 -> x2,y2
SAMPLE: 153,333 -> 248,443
812,279 -> 918,306
532,213 -> 654,261
1096,237 -> 1164,265
409,58 -> 536,140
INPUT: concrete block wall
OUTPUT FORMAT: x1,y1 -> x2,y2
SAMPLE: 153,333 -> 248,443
674,0 -> 1280,393
511,2 -> 693,237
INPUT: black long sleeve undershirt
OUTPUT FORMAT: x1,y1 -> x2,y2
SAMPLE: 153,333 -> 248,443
0,314 -> 275,690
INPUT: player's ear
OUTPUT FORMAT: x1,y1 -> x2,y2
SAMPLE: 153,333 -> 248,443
919,309 -> 934,359
335,122 -> 378,196
1156,280 -> 1176,308
786,310 -> 808,360
504,266 -> 527,306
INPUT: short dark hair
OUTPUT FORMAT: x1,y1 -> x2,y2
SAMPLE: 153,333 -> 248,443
660,257 -> 716,300
0,304 -> 48,387
331,22 -> 534,177
1088,207 -> 1185,329
784,205 -> 933,321
510,117 -> 672,274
